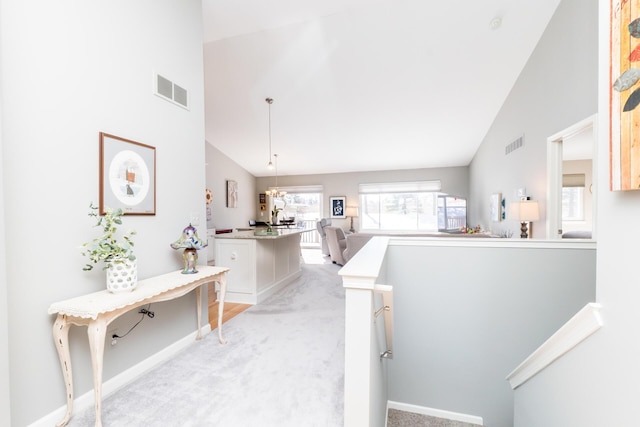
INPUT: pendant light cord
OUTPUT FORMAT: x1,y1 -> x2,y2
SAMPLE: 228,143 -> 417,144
266,98 -> 274,168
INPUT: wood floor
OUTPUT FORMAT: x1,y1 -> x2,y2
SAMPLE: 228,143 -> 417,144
207,282 -> 251,330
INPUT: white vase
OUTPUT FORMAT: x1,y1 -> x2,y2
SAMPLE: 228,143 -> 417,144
106,259 -> 138,293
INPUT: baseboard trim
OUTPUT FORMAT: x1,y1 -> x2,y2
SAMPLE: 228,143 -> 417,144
257,270 -> 302,304
387,401 -> 484,425
223,270 -> 302,305
28,324 -> 211,427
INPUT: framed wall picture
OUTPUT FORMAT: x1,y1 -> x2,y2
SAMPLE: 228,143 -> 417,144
227,180 -> 238,208
490,193 -> 502,222
611,0 -> 640,190
99,132 -> 156,215
330,196 -> 346,218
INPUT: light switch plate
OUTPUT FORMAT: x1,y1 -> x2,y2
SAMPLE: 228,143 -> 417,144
190,212 -> 200,226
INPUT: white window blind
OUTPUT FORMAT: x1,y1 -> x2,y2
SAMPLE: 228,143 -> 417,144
562,174 -> 585,187
275,185 -> 323,194
358,180 -> 442,194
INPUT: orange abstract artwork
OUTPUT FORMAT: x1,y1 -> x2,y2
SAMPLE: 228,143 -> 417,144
611,0 -> 640,190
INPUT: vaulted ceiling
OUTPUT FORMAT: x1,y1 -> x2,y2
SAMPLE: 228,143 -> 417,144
202,0 -> 562,177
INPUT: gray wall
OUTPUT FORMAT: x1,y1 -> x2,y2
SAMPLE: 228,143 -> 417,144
386,242 -> 596,427
204,147 -> 468,233
0,1 -> 207,425
512,0 -> 640,424
205,143 -> 257,231
256,166 -> 469,231
468,0 -> 598,238
0,81 -> 10,426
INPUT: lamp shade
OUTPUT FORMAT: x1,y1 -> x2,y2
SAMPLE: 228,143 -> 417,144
346,206 -> 358,217
509,200 -> 540,221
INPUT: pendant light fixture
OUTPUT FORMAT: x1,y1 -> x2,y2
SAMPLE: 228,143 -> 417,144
265,154 -> 286,198
264,97 -> 286,198
266,98 -> 274,169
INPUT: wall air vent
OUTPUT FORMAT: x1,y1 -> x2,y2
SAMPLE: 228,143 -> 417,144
505,135 -> 524,155
154,72 -> 189,110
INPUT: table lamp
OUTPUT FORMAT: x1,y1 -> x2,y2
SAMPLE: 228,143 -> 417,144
346,206 -> 358,233
509,200 -> 539,239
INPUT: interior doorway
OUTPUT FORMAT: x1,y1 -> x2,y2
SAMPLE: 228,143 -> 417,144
546,114 -> 597,240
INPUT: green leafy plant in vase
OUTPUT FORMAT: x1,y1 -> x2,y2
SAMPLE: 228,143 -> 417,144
81,203 -> 138,292
271,205 -> 282,225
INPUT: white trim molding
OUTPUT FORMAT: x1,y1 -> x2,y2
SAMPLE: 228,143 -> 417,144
28,325 -> 211,427
506,302 -> 602,389
387,401 -> 484,425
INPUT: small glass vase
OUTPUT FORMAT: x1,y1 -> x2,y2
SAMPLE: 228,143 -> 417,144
106,259 -> 138,293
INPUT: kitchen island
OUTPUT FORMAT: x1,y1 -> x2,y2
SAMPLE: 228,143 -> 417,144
214,228 -> 313,304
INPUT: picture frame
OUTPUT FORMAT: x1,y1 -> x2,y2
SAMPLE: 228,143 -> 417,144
330,196 -> 346,218
610,0 -> 640,190
227,180 -> 238,208
490,192 -> 502,222
259,193 -> 266,204
99,132 -> 156,215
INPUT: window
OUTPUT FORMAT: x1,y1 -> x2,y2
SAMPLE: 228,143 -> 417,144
562,187 -> 584,221
562,174 -> 585,221
359,181 -> 448,232
437,195 -> 467,231
280,193 -> 321,221
272,185 -> 322,223
271,185 -> 323,247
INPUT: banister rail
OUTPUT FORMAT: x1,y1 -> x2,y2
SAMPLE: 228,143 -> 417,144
506,302 -> 602,389
374,284 -> 393,359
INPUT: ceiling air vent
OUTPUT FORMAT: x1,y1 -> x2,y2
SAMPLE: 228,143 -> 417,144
505,135 -> 524,155
154,73 -> 189,110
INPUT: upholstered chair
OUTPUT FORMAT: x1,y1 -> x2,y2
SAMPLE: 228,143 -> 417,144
342,233 -> 374,263
324,226 -> 348,265
316,218 -> 332,256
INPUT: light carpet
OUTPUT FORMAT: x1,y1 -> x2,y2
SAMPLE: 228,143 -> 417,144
387,409 -> 483,427
67,261 -> 345,427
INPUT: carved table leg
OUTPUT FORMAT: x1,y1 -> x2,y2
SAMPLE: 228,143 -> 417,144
217,274 -> 227,344
195,285 -> 203,340
87,318 -> 107,427
52,315 -> 73,427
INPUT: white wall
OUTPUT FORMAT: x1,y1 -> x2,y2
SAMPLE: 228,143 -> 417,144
0,44 -> 11,425
0,1 -> 206,425
205,143 -> 257,231
512,0 -> 640,424
469,0 -> 598,238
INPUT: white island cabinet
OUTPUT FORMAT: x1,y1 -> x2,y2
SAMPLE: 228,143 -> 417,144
214,228 -> 312,304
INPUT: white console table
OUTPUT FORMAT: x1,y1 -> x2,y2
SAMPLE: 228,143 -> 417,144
48,265 -> 229,427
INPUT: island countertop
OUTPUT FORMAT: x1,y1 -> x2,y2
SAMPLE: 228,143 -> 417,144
215,228 -> 314,240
